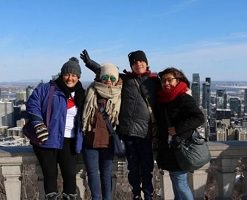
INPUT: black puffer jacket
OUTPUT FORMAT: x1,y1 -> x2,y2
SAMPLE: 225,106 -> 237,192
117,72 -> 160,138
156,94 -> 205,171
84,59 -> 161,138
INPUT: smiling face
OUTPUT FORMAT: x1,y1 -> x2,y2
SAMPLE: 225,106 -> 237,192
62,73 -> 79,88
131,60 -> 148,75
161,72 -> 179,90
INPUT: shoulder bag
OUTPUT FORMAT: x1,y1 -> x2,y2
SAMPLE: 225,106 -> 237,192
174,130 -> 211,171
164,109 -> 211,171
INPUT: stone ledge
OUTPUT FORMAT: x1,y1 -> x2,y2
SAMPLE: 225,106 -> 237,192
1,141 -> 247,199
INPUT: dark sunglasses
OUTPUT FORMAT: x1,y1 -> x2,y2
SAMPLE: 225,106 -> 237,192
101,74 -> 117,82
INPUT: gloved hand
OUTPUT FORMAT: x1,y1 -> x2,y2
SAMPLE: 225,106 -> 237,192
80,49 -> 91,64
170,136 -> 183,149
34,123 -> 49,144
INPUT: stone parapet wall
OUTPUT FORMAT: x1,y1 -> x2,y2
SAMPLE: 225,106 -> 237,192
0,142 -> 247,199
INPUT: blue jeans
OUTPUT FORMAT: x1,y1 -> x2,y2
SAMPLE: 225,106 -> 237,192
169,171 -> 194,200
83,148 -> 114,200
123,136 -> 154,200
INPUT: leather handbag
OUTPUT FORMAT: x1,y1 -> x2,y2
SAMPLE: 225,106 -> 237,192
164,108 -> 211,171
174,130 -> 211,171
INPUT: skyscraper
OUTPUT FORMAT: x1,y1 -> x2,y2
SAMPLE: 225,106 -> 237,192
216,89 -> 227,109
244,89 -> 247,114
0,101 -> 14,127
26,86 -> 34,102
202,77 -> 211,116
191,73 -> 200,106
229,97 -> 241,117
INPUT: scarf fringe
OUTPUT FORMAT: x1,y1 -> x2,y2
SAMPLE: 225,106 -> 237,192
82,81 -> 122,132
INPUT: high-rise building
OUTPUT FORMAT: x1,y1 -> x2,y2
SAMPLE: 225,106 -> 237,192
216,109 -> 231,120
26,86 -> 34,102
191,73 -> 200,106
205,77 -> 211,84
216,89 -> 227,109
0,101 -> 14,127
229,97 -> 241,117
244,89 -> 247,114
16,91 -> 27,103
202,77 -> 211,116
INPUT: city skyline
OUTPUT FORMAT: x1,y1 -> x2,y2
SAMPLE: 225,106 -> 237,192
0,0 -> 247,82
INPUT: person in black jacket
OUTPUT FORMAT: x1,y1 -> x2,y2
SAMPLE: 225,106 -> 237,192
156,67 -> 205,200
80,50 -> 161,200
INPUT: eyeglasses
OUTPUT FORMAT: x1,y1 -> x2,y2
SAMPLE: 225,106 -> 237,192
162,78 -> 177,83
101,74 -> 117,82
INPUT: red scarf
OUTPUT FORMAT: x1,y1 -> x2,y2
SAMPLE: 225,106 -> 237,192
158,81 -> 188,103
67,97 -> 75,109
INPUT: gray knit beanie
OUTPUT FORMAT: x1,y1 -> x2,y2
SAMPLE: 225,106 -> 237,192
61,57 -> 81,78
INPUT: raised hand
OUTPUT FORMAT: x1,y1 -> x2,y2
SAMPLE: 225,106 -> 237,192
80,49 -> 91,64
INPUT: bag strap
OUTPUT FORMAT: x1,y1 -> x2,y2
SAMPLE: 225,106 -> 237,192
99,106 -> 116,136
133,79 -> 156,124
46,80 -> 55,127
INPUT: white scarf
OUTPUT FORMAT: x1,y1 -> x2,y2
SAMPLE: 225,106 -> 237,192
82,81 -> 122,131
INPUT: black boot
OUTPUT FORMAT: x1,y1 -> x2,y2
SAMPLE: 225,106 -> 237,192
45,192 -> 60,200
62,193 -> 77,200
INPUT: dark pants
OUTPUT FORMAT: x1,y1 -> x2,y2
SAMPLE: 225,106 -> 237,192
33,138 -> 78,195
123,136 -> 154,200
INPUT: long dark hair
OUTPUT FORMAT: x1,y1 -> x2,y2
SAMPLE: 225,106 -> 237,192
158,67 -> 190,88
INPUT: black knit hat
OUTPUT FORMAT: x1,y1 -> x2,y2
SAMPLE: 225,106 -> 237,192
128,50 -> 148,67
61,57 -> 81,78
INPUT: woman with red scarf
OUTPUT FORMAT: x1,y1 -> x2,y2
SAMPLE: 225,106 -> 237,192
156,67 -> 205,200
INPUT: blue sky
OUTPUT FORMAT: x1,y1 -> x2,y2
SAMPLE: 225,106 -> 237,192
0,0 -> 247,82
